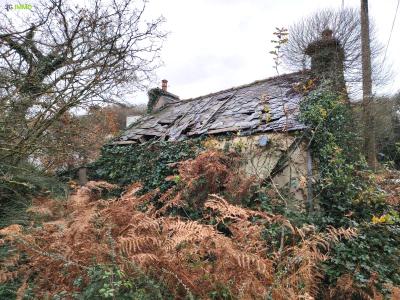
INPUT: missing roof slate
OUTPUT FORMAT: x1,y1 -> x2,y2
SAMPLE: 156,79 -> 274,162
114,71 -> 309,144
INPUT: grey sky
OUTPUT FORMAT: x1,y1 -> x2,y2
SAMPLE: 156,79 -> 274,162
132,0 -> 400,104
3,0 -> 399,104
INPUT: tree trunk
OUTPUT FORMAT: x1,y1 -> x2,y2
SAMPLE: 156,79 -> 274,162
360,0 -> 377,169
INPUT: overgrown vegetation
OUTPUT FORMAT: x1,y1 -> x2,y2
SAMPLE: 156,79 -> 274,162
87,139 -> 205,193
300,84 -> 400,298
0,162 -> 67,227
1,78 -> 400,299
1,8 -> 400,296
0,156 -> 357,299
300,84 -> 386,224
147,88 -> 166,113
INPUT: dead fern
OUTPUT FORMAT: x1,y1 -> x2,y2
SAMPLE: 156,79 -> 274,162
16,273 -> 30,300
1,253 -> 20,267
0,151 -> 366,299
118,236 -> 161,255
328,273 -> 381,300
325,226 -> 358,243
271,225 -> 357,299
0,270 -> 18,283
128,253 -> 160,266
205,194 -> 251,222
232,252 -> 272,279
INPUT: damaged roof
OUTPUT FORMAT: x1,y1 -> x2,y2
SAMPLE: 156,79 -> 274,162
114,71 -> 310,144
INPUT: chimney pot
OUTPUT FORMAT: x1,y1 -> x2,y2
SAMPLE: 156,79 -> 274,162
161,79 -> 168,92
322,28 -> 333,40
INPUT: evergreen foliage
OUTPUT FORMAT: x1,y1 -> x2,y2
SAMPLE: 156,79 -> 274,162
147,88 -> 164,113
300,84 -> 385,224
0,162 -> 67,227
300,84 -> 400,296
88,139 -> 204,194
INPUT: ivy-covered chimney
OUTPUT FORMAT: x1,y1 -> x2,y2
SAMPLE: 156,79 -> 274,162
147,79 -> 179,113
305,29 -> 346,94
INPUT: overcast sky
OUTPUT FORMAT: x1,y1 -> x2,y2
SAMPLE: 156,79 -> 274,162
3,0 -> 399,104
130,0 -> 400,104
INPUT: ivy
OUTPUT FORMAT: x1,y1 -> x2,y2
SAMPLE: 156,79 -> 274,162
87,139 -> 204,194
300,85 -> 385,225
300,83 -> 400,295
53,265 -> 174,299
147,88 -> 164,113
324,223 -> 400,295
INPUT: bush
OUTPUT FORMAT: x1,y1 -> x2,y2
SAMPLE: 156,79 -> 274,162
325,223 -> 400,297
0,162 -> 67,227
300,85 -> 386,225
68,265 -> 173,300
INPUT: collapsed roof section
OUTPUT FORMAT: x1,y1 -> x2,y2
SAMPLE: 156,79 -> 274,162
114,71 -> 310,144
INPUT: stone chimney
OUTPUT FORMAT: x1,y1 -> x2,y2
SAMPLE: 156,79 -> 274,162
305,28 -> 346,94
162,79 -> 168,92
147,79 -> 179,113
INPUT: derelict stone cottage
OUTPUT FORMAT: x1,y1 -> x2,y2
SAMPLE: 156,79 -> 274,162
113,29 -> 346,209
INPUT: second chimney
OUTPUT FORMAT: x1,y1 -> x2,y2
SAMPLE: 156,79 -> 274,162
305,28 -> 346,94
162,79 -> 168,92
147,79 -> 179,113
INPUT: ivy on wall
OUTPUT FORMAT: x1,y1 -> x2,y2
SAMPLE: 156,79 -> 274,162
87,139 -> 204,194
147,88 -> 164,113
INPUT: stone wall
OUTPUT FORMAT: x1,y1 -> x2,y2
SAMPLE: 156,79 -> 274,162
203,133 -> 310,210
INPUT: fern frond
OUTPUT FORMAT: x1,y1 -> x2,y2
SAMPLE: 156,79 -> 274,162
118,236 -> 161,256
129,253 -> 159,266
131,214 -> 160,233
26,206 -> 53,216
2,253 -> 20,267
325,226 -> 357,243
206,194 -> 275,224
233,252 -> 272,278
0,224 -> 23,236
0,270 -> 18,283
166,219 -> 202,232
205,194 -> 249,222
16,273 -> 30,300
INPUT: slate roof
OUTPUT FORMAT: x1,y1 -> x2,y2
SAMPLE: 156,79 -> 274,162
114,71 -> 310,144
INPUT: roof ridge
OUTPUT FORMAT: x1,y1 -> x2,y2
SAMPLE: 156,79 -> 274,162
179,70 -> 308,103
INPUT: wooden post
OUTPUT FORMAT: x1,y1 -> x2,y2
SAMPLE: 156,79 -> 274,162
78,167 -> 88,186
307,147 -> 314,212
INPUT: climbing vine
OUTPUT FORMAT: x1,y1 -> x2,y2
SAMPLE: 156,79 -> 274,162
147,88 -> 164,113
300,83 -> 400,296
88,139 -> 204,194
300,83 -> 385,224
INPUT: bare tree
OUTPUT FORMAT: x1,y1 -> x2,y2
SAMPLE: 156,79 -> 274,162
0,0 -> 165,163
281,7 -> 389,96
